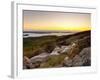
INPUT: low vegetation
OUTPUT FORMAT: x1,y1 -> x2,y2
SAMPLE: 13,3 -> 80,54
23,30 -> 91,68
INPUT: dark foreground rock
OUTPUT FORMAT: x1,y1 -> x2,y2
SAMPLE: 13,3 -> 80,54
24,46 -> 91,69
63,47 -> 91,67
23,56 -> 33,69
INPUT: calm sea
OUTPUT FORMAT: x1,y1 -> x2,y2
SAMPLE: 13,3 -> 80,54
23,32 -> 76,38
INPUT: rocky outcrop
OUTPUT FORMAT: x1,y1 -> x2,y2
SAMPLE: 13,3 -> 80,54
30,53 -> 49,64
60,46 -> 71,54
23,56 -> 33,69
23,31 -> 91,69
79,47 -> 91,66
72,55 -> 83,66
24,46 -> 91,69
50,45 -> 71,55
63,47 -> 91,67
50,46 -> 60,55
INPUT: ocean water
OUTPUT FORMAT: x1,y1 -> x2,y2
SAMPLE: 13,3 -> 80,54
23,32 -> 76,38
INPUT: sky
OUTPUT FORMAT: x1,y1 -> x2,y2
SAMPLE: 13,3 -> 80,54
23,10 -> 91,32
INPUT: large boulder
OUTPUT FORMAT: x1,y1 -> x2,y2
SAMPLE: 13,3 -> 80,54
23,56 -> 33,69
30,53 -> 49,63
60,45 -> 71,54
79,47 -> 91,66
50,45 -> 71,55
63,47 -> 91,67
63,56 -> 72,67
67,42 -> 80,59
72,55 -> 83,66
50,46 -> 61,55
23,53 -> 50,69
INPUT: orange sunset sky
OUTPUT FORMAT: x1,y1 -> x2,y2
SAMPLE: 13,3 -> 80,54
23,10 -> 91,32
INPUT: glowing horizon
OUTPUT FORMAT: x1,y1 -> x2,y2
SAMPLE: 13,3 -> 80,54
23,10 -> 91,32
